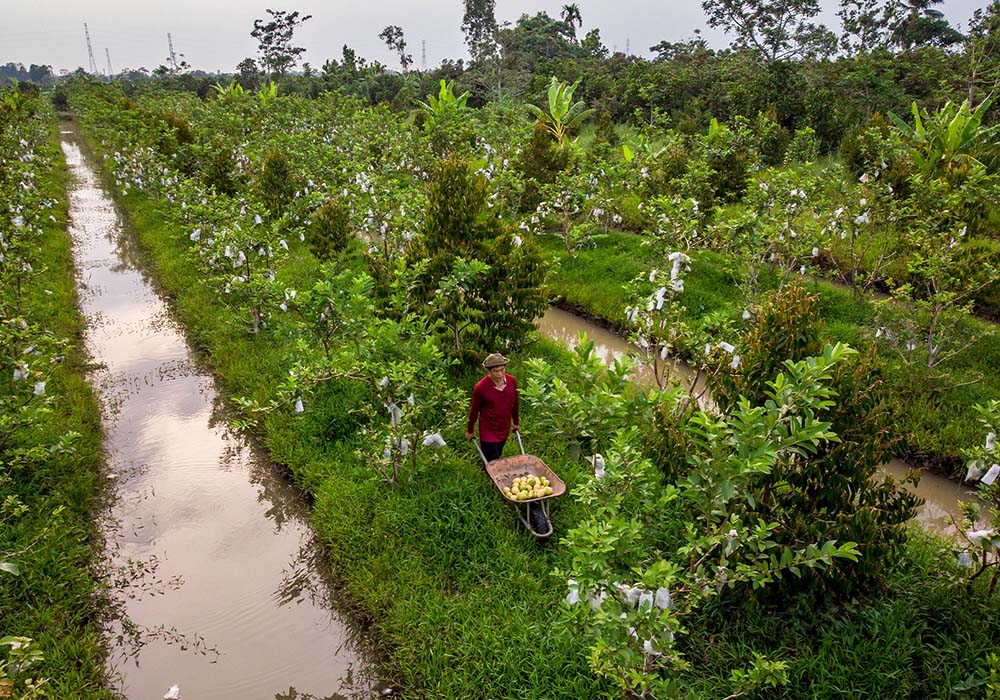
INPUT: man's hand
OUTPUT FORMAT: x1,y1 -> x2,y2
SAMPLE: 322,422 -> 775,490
512,423 -> 520,432
466,431 -> 474,440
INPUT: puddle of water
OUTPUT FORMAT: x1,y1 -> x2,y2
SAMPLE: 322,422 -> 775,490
537,306 -> 708,396
60,125 -> 381,699
537,306 -> 976,534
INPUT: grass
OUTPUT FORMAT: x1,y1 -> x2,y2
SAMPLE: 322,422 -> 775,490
0,119 -> 116,699
539,229 -> 1000,475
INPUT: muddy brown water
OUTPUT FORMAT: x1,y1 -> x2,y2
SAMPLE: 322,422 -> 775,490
537,306 -> 977,534
60,127 -> 381,699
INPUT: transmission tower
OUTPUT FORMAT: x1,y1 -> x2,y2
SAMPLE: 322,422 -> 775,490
626,38 -> 630,56
105,48 -> 113,77
421,40 -> 426,71
167,33 -> 177,72
84,23 -> 98,75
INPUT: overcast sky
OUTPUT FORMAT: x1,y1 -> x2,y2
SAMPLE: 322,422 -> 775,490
1,1 -> 988,75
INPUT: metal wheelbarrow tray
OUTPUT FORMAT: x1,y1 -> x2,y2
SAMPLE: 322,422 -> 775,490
478,434 -> 566,539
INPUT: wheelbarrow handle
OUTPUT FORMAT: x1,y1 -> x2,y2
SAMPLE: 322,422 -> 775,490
473,438 -> 489,466
473,430 -> 525,465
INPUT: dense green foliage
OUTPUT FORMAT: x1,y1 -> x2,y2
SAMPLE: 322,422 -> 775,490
60,73 -> 1000,699
0,89 -> 112,698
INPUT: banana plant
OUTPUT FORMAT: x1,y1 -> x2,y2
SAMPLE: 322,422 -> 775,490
415,79 -> 469,119
528,76 -> 594,146
889,98 -> 998,179
212,80 -> 246,100
257,80 -> 279,107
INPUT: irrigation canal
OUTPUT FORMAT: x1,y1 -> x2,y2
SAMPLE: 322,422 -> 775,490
60,124 -> 380,698
537,306 -> 977,534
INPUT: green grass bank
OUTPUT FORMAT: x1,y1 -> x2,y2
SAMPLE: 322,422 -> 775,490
1,116 -> 115,699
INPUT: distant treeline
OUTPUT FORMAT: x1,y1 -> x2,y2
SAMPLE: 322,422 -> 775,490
0,62 -> 56,84
23,3 -> 1000,149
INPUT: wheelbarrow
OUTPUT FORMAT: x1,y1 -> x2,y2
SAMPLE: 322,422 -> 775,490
475,431 -> 565,539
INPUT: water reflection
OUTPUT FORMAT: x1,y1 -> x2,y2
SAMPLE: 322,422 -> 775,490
61,123 -> 383,699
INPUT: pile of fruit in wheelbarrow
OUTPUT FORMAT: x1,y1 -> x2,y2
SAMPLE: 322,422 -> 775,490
475,431 -> 565,539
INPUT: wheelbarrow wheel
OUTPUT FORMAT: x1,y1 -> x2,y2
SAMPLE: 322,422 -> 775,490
529,505 -> 551,538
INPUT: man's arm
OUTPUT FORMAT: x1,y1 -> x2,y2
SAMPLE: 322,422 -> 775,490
466,384 -> 481,439
511,376 -> 520,430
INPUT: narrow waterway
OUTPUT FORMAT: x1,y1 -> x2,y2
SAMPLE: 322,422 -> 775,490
60,125 -> 380,699
538,306 -> 977,533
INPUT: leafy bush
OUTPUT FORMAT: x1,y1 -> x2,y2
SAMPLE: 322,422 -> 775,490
784,126 -> 820,164
307,200 -> 351,263
517,120 -> 571,211
410,154 -> 547,357
254,146 -> 298,217
199,134 -> 240,195
700,118 -> 754,203
840,113 -> 912,194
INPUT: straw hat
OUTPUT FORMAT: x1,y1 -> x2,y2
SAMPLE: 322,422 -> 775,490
482,353 -> 509,368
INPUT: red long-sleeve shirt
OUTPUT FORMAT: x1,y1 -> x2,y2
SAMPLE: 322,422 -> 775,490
466,374 -> 519,442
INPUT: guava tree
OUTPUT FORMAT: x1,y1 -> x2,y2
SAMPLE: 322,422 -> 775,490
711,284 -> 920,597
823,162 -> 903,297
521,337 -> 655,459
624,256 -> 697,393
958,400 -> 1000,595
268,266 -> 462,485
558,344 -> 860,697
874,174 -> 1000,387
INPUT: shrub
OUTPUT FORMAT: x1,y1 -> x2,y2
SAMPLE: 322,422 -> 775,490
516,120 -> 571,211
254,146 -> 298,217
784,126 -> 821,165
700,119 -> 754,203
840,113 -> 913,195
307,201 -> 352,263
199,134 -> 240,196
50,87 -> 68,111
593,110 -> 619,147
751,109 -> 790,167
410,154 -> 547,356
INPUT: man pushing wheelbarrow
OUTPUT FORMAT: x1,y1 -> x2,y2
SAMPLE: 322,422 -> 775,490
466,353 -> 565,539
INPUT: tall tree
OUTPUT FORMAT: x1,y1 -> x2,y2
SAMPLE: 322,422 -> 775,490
379,25 -> 413,72
837,0 -> 900,53
462,0 -> 500,62
251,9 -> 313,79
966,1 -> 1000,106
700,0 -> 836,62
235,57 -> 262,90
892,0 -> 963,49
560,3 -> 583,38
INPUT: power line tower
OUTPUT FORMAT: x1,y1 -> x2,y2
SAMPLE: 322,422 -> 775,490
626,38 -> 630,56
105,48 -> 113,77
167,32 -> 178,72
421,40 -> 426,71
84,23 -> 98,75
